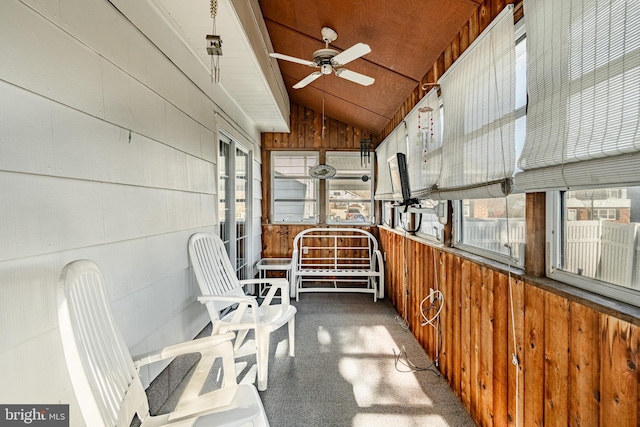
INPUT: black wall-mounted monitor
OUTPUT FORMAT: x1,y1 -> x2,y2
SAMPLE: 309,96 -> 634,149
388,153 -> 411,204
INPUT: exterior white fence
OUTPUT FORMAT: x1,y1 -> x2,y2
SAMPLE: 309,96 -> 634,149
464,218 -> 640,290
463,218 -> 526,262
564,221 -> 639,289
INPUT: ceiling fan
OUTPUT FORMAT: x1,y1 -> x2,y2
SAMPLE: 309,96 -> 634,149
270,27 -> 375,89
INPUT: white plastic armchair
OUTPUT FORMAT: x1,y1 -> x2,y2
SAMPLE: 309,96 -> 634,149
57,259 -> 269,427
188,232 -> 296,391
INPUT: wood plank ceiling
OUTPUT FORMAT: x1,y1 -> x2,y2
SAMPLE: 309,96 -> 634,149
259,0 -> 483,136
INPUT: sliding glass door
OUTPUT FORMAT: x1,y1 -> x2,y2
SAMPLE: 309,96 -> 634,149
219,134 -> 251,280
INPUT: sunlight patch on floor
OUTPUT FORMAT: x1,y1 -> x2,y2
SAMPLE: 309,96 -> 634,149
339,356 -> 434,408
336,325 -> 434,408
352,413 -> 450,427
274,339 -> 290,357
339,325 -> 399,354
317,325 -> 332,352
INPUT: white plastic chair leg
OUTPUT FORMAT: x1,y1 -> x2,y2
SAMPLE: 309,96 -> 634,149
288,318 -> 295,357
256,331 -> 271,391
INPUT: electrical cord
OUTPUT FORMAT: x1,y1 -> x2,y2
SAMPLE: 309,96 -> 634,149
392,345 -> 439,374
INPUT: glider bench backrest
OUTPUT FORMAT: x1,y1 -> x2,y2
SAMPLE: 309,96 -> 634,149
291,228 -> 384,301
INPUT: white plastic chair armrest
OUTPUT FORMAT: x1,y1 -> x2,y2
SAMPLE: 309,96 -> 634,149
242,278 -> 291,306
239,278 -> 288,288
197,295 -> 256,304
198,295 -> 261,330
132,332 -> 235,369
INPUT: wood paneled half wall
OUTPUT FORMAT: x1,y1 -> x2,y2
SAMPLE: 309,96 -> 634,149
379,228 -> 639,427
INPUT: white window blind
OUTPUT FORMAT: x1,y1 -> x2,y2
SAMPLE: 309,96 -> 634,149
431,5 -> 516,200
514,0 -> 640,191
374,126 -> 407,200
405,88 -> 442,199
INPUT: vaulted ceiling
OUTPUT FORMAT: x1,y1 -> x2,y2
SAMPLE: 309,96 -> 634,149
259,0 -> 483,135
151,0 -> 485,137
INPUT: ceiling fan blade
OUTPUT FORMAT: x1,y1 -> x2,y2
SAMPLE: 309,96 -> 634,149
334,68 -> 375,86
270,52 -> 316,67
293,71 -> 323,89
331,43 -> 371,67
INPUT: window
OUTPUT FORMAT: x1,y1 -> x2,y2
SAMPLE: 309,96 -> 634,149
448,12 -> 525,267
271,152 -> 318,223
517,0 -> 640,305
592,209 -> 617,221
416,199 -> 445,242
219,135 -> 251,279
326,152 -> 373,224
548,186 -> 640,306
455,194 -> 526,266
381,201 -> 394,228
394,206 -> 408,232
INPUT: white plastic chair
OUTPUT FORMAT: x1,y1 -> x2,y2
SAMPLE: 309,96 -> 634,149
188,232 -> 296,391
57,259 -> 269,427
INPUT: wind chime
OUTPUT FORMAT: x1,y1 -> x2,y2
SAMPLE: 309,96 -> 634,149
206,0 -> 223,83
418,106 -> 434,169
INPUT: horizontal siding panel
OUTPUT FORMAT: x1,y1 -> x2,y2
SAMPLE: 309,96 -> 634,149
59,0 -> 133,68
200,125 -> 217,163
200,194 -> 217,225
140,134 -> 188,189
0,0 -> 104,117
0,81 -> 55,174
101,183 -> 168,241
167,190 -> 203,231
129,79 -> 168,143
0,329 -> 78,413
2,79 -> 217,193
101,58 -> 135,130
0,172 -> 104,261
186,154 -> 216,194
51,100 -> 144,183
166,102 -> 201,157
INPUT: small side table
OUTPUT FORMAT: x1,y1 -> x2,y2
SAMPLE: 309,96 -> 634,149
255,258 -> 293,298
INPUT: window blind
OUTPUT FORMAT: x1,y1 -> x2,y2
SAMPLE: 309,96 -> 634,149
374,126 -> 406,200
514,0 -> 640,191
431,5 -> 516,200
405,88 -> 442,199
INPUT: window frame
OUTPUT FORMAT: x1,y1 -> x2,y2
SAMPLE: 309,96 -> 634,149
452,197 -> 526,268
270,151 -> 319,224
325,151 -> 374,225
414,199 -> 445,243
546,191 -> 640,307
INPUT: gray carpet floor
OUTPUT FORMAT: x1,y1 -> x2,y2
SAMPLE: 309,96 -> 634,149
252,293 -> 474,427
162,293 -> 476,427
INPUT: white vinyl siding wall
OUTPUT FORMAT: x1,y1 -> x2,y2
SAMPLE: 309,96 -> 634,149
0,0 -> 262,421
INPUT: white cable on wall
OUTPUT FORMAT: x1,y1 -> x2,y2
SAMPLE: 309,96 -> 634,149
504,197 -> 520,427
394,230 -> 410,330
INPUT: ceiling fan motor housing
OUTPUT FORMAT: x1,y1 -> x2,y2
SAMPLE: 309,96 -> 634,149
313,48 -> 339,74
